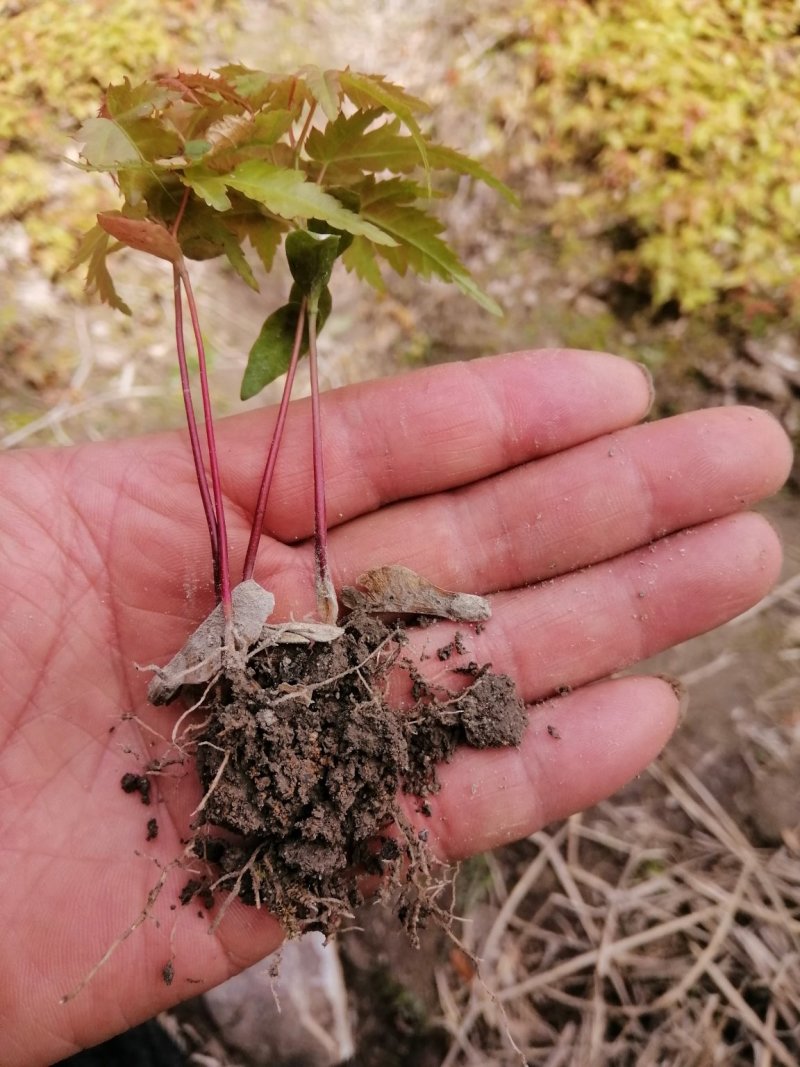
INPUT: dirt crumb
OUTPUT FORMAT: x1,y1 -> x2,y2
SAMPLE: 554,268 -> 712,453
120,772 -> 151,805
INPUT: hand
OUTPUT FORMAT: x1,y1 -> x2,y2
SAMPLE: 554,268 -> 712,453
0,350 -> 790,1066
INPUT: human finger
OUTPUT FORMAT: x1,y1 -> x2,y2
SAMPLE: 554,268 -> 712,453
401,675 -> 680,860
223,349 -> 654,540
319,405 -> 791,598
389,511 -> 782,706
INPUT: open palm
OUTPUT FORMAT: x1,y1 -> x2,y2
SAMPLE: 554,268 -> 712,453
0,350 -> 790,1066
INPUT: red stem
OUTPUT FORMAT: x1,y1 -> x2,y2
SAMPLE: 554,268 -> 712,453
171,186 -> 190,238
172,266 -> 221,597
293,102 -> 317,163
242,297 -> 307,582
308,303 -> 337,623
178,264 -> 233,619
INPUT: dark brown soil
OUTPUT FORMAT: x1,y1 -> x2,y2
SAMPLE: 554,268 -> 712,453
157,610 -> 527,941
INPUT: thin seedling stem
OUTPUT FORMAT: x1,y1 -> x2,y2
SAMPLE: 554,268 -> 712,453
294,102 -> 318,163
242,296 -> 308,582
178,264 -> 233,619
172,266 -> 221,597
308,302 -> 338,624
171,186 -> 190,239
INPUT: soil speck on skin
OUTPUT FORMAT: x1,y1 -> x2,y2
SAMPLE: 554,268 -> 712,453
120,772 -> 151,805
163,610 -> 527,940
146,818 -> 159,841
547,724 -> 562,740
162,960 -> 174,986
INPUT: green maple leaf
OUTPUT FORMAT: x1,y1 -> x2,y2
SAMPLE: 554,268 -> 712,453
220,229 -> 258,291
342,236 -> 386,291
307,115 -> 517,202
215,64 -> 273,101
362,197 -> 501,315
426,144 -> 518,203
78,117 -> 141,169
339,70 -> 431,182
120,117 -> 182,163
354,176 -> 425,206
223,162 -> 397,245
301,65 -> 342,121
182,167 -> 232,211
190,215 -> 258,289
305,108 -> 383,163
236,217 -> 285,272
339,71 -> 430,117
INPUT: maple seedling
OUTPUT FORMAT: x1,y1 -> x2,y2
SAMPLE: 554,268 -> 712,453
63,67 -> 537,993
73,64 -> 515,628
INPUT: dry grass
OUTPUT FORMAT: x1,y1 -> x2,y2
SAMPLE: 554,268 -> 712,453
435,760 -> 800,1066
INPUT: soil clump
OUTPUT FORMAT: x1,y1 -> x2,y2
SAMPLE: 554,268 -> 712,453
140,579 -> 527,942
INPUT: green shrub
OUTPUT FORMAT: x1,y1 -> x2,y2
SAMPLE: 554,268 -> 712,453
507,0 -> 800,314
0,0 -> 238,275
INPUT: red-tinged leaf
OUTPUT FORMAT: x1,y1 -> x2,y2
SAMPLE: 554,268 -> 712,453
97,212 -> 183,263
223,162 -> 397,245
85,232 -> 132,315
305,108 -> 385,163
262,75 -> 311,119
118,117 -> 183,163
199,110 -> 296,172
169,99 -> 237,143
68,224 -> 108,271
266,143 -> 295,169
104,79 -> 173,122
158,70 -> 251,111
301,65 -> 342,121
342,236 -> 386,292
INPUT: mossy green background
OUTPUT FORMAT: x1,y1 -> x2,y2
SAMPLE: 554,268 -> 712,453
502,0 -> 800,316
5,0 -> 800,314
0,0 -> 240,276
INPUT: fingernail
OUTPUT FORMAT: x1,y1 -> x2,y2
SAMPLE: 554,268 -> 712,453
634,361 -> 656,416
656,674 -> 689,726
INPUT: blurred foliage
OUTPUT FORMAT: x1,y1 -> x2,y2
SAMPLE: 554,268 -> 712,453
0,0 -> 239,276
501,0 -> 800,315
